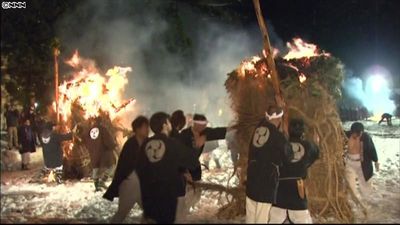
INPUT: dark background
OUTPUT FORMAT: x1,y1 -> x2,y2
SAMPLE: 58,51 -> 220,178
1,0 -> 399,111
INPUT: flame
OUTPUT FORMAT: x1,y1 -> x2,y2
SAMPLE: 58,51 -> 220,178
55,51 -> 135,122
47,170 -> 56,183
65,50 -> 80,68
239,56 -> 261,76
299,74 -> 307,83
262,48 -> 279,58
285,63 -> 307,84
284,38 -> 330,60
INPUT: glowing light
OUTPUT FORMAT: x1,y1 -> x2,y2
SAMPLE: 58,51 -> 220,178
369,75 -> 386,93
299,74 -> 307,83
218,109 -> 223,117
344,68 -> 395,117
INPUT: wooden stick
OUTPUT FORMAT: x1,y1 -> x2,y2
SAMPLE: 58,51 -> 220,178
252,0 -> 288,135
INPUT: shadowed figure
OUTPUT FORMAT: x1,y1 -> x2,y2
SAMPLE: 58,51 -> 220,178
378,113 -> 392,126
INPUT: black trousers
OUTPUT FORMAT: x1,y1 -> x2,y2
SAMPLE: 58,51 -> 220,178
142,195 -> 178,224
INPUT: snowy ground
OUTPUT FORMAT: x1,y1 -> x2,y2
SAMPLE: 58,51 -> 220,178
1,119 -> 399,223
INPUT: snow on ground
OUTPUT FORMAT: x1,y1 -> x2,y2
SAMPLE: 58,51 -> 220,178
1,120 -> 399,223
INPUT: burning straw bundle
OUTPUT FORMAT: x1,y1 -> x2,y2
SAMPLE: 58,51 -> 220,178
218,45 -> 359,222
53,51 -> 135,180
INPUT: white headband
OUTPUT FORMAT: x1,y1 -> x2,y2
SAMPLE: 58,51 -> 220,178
265,111 -> 284,120
193,120 -> 208,125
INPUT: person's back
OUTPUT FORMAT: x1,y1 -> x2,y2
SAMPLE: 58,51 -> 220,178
40,123 -> 72,169
270,119 -> 319,223
246,118 -> 291,203
246,106 -> 293,224
136,112 -> 199,223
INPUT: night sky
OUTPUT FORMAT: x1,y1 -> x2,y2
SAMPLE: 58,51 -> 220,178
230,0 -> 400,83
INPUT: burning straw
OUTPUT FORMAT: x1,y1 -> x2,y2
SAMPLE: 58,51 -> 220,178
216,38 -> 359,222
52,51 -> 135,179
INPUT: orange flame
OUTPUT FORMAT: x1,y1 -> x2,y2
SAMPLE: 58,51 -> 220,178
239,56 -> 261,77
65,50 -> 80,68
55,51 -> 135,122
285,63 -> 307,84
284,38 -> 330,60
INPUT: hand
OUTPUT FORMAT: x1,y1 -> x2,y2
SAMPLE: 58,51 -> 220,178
374,162 -> 380,172
183,172 -> 193,183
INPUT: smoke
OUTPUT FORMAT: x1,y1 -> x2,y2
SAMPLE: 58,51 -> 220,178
343,69 -> 396,116
55,0 -> 283,127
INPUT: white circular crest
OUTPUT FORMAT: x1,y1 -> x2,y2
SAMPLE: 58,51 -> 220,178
290,142 -> 305,163
90,127 -> 100,140
145,140 -> 166,163
42,136 -> 51,144
252,126 -> 270,148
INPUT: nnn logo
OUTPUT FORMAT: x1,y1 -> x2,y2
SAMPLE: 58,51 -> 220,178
2,2 -> 26,9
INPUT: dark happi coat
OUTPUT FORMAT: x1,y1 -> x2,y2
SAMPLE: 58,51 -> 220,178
273,138 -> 319,210
178,127 -> 227,181
83,123 -> 117,168
136,133 -> 199,223
39,129 -> 73,168
246,119 -> 293,203
345,131 -> 378,181
18,125 -> 36,154
103,136 -> 141,201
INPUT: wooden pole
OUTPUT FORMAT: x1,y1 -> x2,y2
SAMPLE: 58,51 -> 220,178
54,47 -> 60,123
252,0 -> 288,135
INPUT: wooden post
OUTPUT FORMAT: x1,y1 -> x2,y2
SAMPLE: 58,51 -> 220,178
252,0 -> 288,135
54,47 -> 60,123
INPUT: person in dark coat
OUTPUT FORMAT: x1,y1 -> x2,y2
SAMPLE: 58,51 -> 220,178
4,103 -> 20,150
378,113 -> 393,126
103,116 -> 150,223
136,112 -> 202,224
345,122 -> 379,202
170,110 -> 186,138
269,119 -> 320,223
83,116 -> 118,191
39,122 -> 73,184
23,97 -> 39,144
169,109 -> 189,222
175,114 -> 226,221
178,114 -> 227,182
246,106 -> 294,223
18,118 -> 36,170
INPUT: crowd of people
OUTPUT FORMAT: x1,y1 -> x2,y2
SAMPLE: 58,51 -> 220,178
3,98 -> 44,170
2,98 -> 382,224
